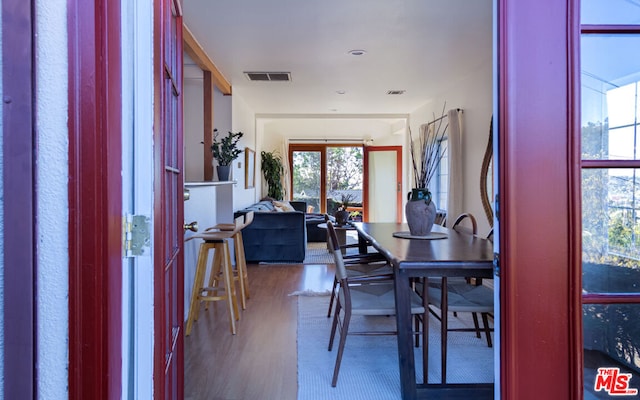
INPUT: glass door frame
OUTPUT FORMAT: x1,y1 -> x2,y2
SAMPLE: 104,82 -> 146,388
288,143 -> 365,215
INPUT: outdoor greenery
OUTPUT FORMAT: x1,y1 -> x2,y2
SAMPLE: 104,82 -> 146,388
211,129 -> 243,166
260,150 -> 284,200
292,147 -> 363,212
581,119 -> 640,268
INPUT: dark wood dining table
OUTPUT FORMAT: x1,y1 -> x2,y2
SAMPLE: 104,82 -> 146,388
353,222 -> 495,400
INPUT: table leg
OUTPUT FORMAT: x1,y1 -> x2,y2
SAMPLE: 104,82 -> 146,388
357,232 -> 368,254
441,277 -> 448,384
394,268 -> 417,400
336,229 -> 347,255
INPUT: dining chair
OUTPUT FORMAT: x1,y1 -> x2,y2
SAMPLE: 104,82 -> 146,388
323,214 -> 391,318
326,220 -> 426,387
423,215 -> 494,382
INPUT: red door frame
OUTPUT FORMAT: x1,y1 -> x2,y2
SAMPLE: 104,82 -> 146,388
68,1 -> 123,398
2,1 -> 35,398
153,0 -> 185,397
363,146 -> 402,223
498,0 -> 581,398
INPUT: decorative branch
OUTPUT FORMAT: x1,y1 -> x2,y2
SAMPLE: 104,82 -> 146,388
409,103 -> 449,189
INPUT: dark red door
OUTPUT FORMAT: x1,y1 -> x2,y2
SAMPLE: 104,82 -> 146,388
498,0 -> 578,398
154,0 -> 184,398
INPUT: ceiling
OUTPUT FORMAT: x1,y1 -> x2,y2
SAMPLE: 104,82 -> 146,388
182,0 -> 493,117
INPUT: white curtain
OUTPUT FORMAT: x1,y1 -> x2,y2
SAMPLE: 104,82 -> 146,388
447,109 -> 464,222
281,138 -> 291,200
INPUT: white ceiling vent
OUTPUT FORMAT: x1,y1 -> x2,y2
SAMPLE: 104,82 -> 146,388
386,90 -> 406,95
244,72 -> 292,82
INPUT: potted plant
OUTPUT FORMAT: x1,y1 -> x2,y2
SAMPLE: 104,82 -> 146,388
260,150 -> 284,200
406,106 -> 448,235
334,193 -> 355,225
211,129 -> 243,181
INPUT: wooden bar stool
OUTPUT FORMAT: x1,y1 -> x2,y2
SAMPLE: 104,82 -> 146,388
185,228 -> 240,335
206,211 -> 253,310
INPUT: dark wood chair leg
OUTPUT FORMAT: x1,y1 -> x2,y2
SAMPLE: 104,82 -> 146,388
482,312 -> 493,348
328,300 -> 342,351
331,309 -> 351,387
327,277 -> 338,317
472,312 -> 482,338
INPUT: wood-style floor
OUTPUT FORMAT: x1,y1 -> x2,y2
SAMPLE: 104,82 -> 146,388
184,263 -> 335,400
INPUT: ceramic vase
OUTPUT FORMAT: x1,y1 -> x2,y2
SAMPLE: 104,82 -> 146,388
217,165 -> 231,181
334,210 -> 350,226
405,189 -> 437,236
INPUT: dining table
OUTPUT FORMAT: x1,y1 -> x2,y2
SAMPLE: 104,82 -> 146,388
353,222 -> 495,400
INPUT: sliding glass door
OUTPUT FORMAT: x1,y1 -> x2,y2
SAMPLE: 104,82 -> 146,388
289,144 -> 363,217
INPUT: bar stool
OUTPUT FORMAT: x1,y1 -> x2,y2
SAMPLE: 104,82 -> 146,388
185,225 -> 241,335
206,211 -> 253,310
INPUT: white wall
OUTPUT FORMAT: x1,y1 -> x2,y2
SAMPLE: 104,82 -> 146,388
183,75 -> 234,183
184,73 -> 204,181
257,117 -> 405,200
409,62 -> 493,235
35,0 -> 69,398
231,92 -> 257,209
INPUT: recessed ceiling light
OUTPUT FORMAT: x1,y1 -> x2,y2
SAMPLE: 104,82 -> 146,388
347,49 -> 367,56
336,90 -> 346,95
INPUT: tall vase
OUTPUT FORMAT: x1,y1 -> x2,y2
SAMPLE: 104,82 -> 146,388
216,165 -> 231,181
405,189 -> 437,236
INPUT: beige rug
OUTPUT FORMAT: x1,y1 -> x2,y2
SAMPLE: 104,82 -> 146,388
304,242 -> 334,264
296,295 -> 494,399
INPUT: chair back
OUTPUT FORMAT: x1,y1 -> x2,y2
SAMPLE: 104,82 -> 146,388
326,221 -> 348,281
486,227 -> 494,242
452,213 -> 478,235
242,211 -> 254,228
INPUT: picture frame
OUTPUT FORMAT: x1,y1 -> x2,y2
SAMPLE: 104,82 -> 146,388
245,147 -> 256,188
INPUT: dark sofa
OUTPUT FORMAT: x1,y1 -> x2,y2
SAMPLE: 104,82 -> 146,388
234,200 -> 308,263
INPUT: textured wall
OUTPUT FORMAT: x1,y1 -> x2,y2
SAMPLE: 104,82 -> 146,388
35,1 -> 69,399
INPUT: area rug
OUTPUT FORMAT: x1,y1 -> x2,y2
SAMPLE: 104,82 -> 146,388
257,243 -> 334,265
296,295 -> 494,400
304,243 -> 334,264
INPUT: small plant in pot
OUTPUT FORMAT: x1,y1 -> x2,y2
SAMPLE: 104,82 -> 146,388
334,193 -> 355,226
211,129 -> 243,181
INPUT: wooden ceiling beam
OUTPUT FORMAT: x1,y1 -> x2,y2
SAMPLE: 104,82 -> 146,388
183,23 -> 232,95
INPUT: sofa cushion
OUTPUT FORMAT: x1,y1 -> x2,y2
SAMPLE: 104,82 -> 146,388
273,200 -> 296,212
243,200 -> 275,212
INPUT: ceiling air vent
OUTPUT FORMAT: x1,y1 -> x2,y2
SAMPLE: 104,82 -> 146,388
244,72 -> 292,82
386,90 -> 406,95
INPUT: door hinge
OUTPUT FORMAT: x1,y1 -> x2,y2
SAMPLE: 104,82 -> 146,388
123,214 -> 151,257
493,252 -> 500,277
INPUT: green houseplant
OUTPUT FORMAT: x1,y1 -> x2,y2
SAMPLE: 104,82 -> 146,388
334,193 -> 355,225
260,150 -> 284,200
211,129 -> 243,181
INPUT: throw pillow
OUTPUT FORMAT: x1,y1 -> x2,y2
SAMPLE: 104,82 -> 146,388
273,200 -> 295,212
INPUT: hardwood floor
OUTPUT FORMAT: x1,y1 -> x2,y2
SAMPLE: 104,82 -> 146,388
184,263 -> 335,400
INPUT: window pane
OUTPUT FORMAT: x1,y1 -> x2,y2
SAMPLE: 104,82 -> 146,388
326,147 -> 363,219
582,168 -> 640,294
292,151 -> 321,212
581,35 -> 640,160
583,304 -> 640,398
581,0 -> 640,24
